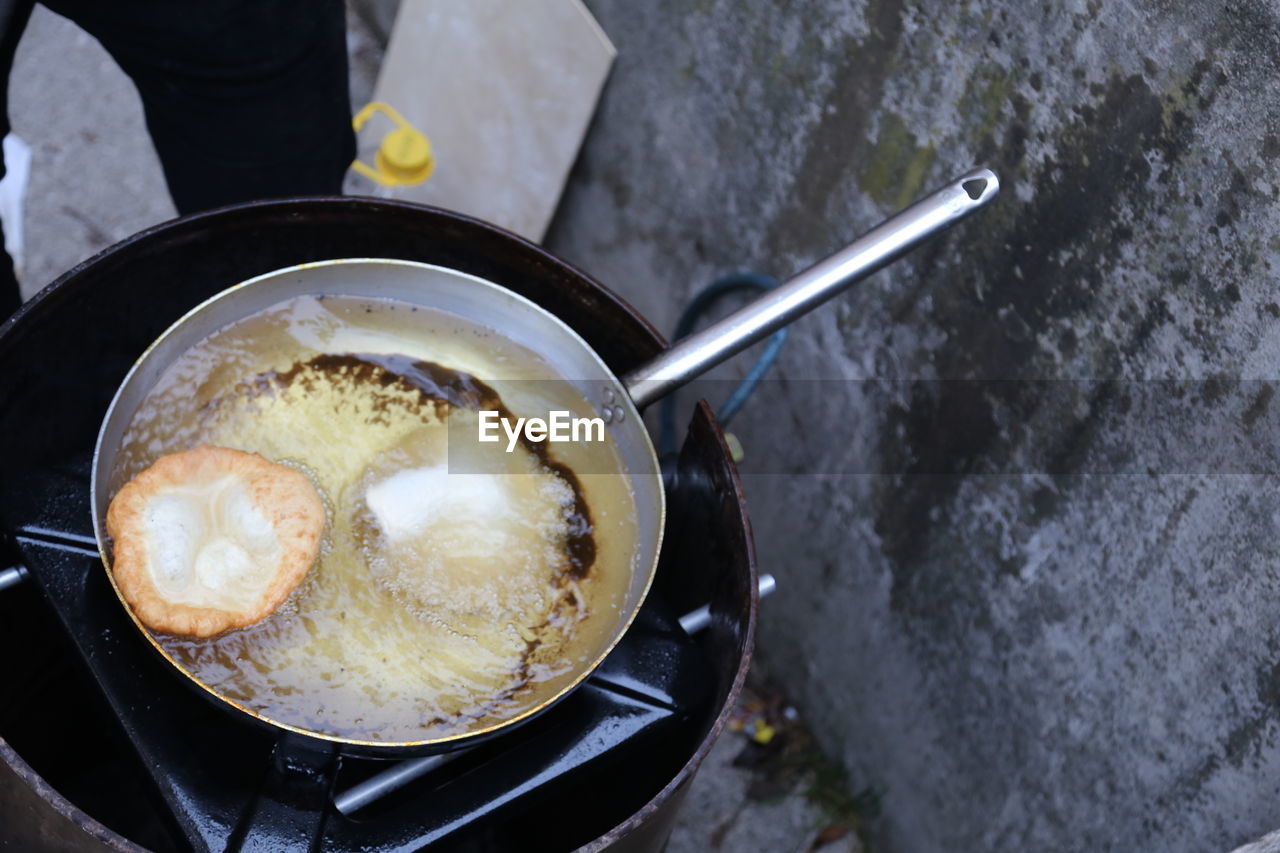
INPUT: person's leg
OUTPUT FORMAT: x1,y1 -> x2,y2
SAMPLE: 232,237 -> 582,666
0,0 -> 34,319
43,0 -> 354,215
0,235 -> 18,320
0,232 -> 19,319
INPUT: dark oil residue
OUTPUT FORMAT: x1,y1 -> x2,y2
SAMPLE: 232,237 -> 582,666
272,352 -> 597,580
221,351 -> 604,720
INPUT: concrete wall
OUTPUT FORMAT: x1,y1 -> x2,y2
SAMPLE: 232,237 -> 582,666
547,1 -> 1280,850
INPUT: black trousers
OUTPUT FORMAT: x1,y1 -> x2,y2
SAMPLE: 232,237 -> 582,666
0,0 -> 355,319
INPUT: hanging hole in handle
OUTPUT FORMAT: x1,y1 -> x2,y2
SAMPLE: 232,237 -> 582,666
962,178 -> 988,200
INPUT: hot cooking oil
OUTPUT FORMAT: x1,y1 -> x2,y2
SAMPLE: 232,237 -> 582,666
110,293 -> 640,742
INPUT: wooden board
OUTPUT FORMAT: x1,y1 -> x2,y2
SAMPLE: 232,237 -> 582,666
350,0 -> 615,243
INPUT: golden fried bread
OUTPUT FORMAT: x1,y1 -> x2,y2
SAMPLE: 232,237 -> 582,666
106,445 -> 325,638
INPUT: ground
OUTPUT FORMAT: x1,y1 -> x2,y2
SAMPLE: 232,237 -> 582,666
18,2 -> 1280,850
667,678 -> 872,853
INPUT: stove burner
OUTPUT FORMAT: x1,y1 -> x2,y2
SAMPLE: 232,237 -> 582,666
7,454 -> 713,852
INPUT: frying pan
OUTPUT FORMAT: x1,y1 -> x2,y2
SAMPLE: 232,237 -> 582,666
90,168 -> 999,759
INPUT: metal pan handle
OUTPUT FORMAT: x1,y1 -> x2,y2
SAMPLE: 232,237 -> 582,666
622,168 -> 1000,409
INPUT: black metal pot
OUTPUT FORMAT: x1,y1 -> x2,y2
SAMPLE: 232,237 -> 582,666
0,198 -> 758,852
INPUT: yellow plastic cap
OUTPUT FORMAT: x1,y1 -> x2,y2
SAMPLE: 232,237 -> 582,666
377,126 -> 434,183
351,101 -> 435,187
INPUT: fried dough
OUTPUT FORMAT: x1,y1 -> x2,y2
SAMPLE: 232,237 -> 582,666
106,445 -> 325,637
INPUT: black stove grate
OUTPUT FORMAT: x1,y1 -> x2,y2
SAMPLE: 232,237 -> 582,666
6,454 -> 713,852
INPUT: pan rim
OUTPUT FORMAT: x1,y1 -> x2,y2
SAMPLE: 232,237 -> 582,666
90,256 -> 666,751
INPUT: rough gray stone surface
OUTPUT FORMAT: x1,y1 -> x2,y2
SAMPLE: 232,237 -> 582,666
665,727 -> 843,853
548,1 -> 1280,851
1235,829 -> 1280,853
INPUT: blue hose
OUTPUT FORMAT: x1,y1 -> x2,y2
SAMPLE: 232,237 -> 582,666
658,272 -> 788,457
